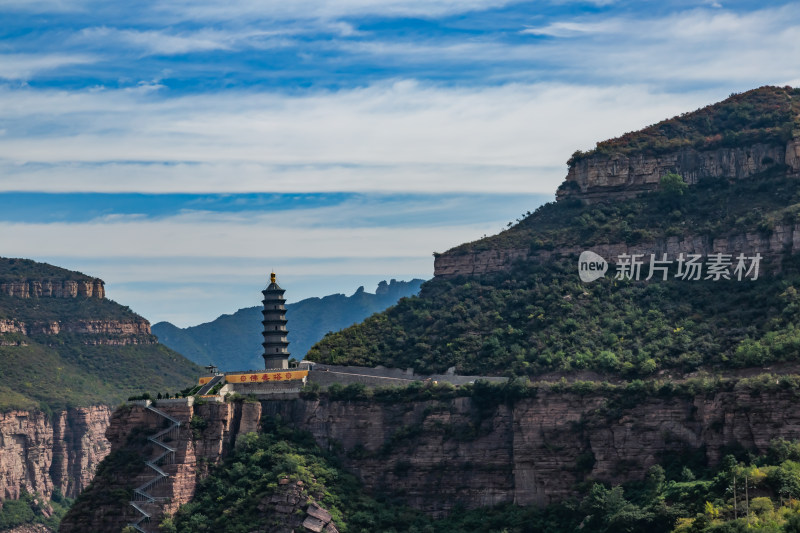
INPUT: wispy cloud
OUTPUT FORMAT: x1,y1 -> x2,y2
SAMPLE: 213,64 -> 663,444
520,20 -> 622,37
0,53 -> 97,80
72,27 -> 297,57
1,0 -> 798,326
0,82 -> 715,195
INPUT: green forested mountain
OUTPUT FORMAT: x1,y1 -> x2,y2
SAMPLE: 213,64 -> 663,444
307,175 -> 800,378
568,85 -> 799,165
308,87 -> 800,379
152,279 -> 424,371
0,257 -> 202,410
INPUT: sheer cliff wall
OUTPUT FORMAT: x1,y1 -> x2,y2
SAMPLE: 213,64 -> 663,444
435,139 -> 800,279
0,406 -> 112,501
62,387 -> 800,530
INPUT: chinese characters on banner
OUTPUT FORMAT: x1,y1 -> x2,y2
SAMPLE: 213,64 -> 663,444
614,252 -> 762,281
229,370 -> 308,383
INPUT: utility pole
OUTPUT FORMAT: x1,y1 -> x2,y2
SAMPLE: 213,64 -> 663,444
733,474 -> 737,519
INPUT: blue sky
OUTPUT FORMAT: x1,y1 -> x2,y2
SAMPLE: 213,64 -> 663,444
1,0 -> 799,326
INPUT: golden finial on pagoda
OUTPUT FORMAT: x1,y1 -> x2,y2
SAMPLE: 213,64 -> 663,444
270,272 -> 276,284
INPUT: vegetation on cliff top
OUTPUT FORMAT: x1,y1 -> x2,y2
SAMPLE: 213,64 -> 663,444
450,171 -> 800,256
0,258 -> 202,411
568,85 -> 800,166
307,251 -> 800,378
0,257 -> 95,282
308,173 -> 800,379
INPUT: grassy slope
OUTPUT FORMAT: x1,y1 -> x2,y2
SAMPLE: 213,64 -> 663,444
0,257 -> 94,281
0,333 -> 202,412
0,258 -> 202,410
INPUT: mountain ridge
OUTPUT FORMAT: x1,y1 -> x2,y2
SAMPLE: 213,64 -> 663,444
308,86 -> 800,380
152,278 -> 424,370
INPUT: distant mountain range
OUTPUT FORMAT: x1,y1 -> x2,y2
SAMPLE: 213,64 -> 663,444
152,278 -> 425,371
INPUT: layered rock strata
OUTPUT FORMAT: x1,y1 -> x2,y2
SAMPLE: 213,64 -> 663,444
67,386 -> 800,531
0,406 -> 111,501
0,319 -> 154,345
59,399 -> 262,533
434,223 -> 800,278
0,280 -> 105,299
558,139 -> 800,204
263,388 -> 800,512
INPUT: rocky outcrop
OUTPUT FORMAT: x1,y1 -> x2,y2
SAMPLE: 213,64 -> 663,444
260,388 -> 800,513
434,222 -> 800,278
0,319 -> 26,334
557,139 -> 800,204
0,406 -> 111,501
69,385 -> 800,527
255,482 -> 339,533
0,319 -> 154,345
59,399 -> 263,533
0,280 -> 105,299
7,525 -> 52,533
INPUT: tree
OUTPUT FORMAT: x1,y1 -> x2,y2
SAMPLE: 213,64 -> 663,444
660,173 -> 688,198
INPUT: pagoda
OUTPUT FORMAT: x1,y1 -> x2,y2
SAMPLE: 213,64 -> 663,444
261,272 -> 290,369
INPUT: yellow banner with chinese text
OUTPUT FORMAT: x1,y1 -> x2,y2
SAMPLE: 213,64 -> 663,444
224,370 -> 308,384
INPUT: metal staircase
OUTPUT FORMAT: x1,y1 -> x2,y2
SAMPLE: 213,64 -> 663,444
127,403 -> 181,533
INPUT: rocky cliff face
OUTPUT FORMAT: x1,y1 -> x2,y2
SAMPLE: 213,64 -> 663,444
67,388 -> 800,529
59,400 -> 263,533
0,318 -> 153,345
262,389 -> 800,512
0,280 -> 105,299
557,139 -> 800,204
434,138 -> 800,279
0,406 -> 111,501
434,222 -> 800,278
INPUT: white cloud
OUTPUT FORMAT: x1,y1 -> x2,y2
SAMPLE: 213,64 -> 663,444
0,211 -> 487,325
0,82 -> 715,195
0,0 -> 524,21
0,53 -> 96,80
0,214 -> 491,259
520,20 -> 622,37
73,27 -> 296,56
515,5 -> 800,86
148,0 -> 522,22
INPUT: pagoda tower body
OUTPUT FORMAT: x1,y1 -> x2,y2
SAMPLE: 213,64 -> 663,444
261,272 -> 290,369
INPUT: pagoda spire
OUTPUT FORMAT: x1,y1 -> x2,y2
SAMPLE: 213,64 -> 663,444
261,272 -> 289,369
